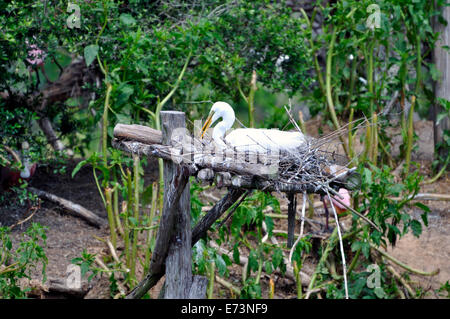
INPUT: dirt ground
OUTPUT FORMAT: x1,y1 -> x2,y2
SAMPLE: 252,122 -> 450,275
0,125 -> 448,299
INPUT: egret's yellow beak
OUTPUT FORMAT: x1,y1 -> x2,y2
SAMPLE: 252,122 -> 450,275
200,113 -> 213,139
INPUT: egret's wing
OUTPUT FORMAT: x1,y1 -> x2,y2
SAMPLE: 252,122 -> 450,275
225,129 -> 305,152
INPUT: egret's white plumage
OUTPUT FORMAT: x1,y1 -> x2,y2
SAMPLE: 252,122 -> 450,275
201,102 -> 306,153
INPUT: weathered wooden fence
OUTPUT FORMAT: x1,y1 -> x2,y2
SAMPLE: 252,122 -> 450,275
112,110 -> 358,299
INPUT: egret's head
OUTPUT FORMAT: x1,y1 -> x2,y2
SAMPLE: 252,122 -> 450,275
201,101 -> 235,138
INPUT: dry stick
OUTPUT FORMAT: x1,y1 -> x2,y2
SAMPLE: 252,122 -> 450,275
371,244 -> 439,276
28,187 -> 105,227
9,202 -> 39,230
389,193 -> 450,202
325,189 -> 348,299
297,111 -> 316,218
384,259 -> 416,299
106,239 -> 121,265
215,275 -> 241,296
289,192 -> 307,264
3,145 -> 22,165
94,256 -> 126,297
422,153 -> 449,184
325,187 -> 380,232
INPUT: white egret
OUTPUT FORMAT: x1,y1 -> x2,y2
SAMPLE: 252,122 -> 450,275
200,102 -> 306,153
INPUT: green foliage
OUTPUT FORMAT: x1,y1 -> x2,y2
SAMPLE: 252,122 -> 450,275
71,249 -> 98,282
356,163 -> 428,247
0,223 -> 48,299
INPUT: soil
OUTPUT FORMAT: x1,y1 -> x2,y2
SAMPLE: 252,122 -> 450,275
0,124 -> 448,299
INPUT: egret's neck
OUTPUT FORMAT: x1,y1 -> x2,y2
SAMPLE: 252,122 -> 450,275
212,122 -> 229,147
221,109 -> 235,131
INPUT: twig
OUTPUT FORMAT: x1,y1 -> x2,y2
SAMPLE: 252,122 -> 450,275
421,153 -> 449,184
289,192 -> 307,263
326,189 -> 348,299
389,193 -> 450,202
9,201 -> 40,230
106,239 -> 129,273
215,275 -> 240,296
371,244 -> 439,276
385,259 -> 416,299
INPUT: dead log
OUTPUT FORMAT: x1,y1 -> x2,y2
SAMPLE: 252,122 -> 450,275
114,124 -> 162,145
27,277 -> 89,298
28,187 -> 105,227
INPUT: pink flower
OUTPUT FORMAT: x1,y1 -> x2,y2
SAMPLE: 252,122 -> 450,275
26,44 -> 46,66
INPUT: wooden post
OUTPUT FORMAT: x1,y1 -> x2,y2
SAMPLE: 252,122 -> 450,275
433,2 -> 450,161
287,192 -> 297,248
159,111 -> 193,299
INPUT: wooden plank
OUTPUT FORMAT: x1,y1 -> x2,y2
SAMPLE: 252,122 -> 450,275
160,111 -> 193,299
114,124 -> 162,145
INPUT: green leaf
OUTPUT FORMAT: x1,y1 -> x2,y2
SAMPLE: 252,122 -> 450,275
72,159 -> 88,178
272,248 -> 283,269
362,168 -> 372,185
248,250 -> 259,272
128,217 -> 139,226
421,213 -> 429,227
264,260 -> 273,274
414,202 -> 430,213
120,13 -> 136,26
232,244 -> 240,264
84,44 -> 99,67
214,254 -> 227,276
374,287 -> 387,299
264,215 -> 274,237
410,220 -> 422,237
